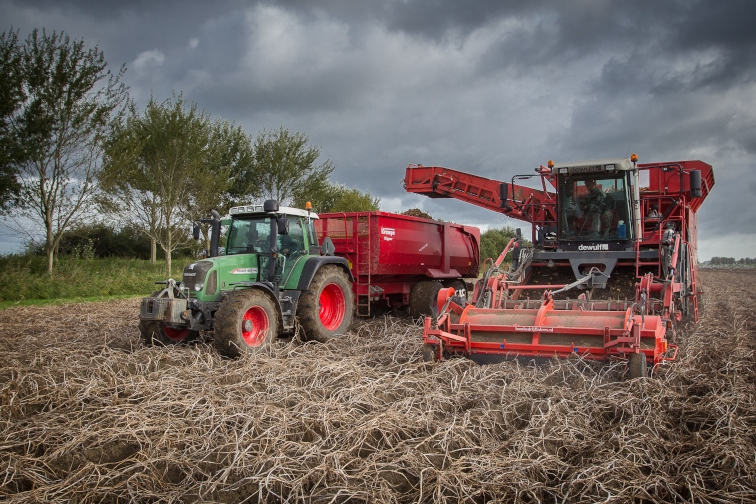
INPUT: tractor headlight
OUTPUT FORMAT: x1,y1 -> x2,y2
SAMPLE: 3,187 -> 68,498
195,284 -> 203,292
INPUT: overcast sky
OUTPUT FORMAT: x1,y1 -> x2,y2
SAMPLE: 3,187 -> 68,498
2,0 -> 755,260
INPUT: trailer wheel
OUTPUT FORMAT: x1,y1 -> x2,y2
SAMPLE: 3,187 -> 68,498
139,321 -> 198,346
298,265 -> 354,343
628,353 -> 647,379
443,279 -> 468,301
214,290 -> 278,357
410,281 -> 443,319
421,343 -> 437,362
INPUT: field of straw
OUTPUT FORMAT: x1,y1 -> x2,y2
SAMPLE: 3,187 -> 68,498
1,269 -> 754,503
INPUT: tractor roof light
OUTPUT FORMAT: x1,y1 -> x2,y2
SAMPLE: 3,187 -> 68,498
306,201 -> 312,210
558,167 -> 568,174
548,160 -> 555,168
630,153 -> 638,163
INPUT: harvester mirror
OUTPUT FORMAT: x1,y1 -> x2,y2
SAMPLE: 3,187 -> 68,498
263,200 -> 279,213
192,224 -> 201,240
689,170 -> 702,198
516,228 -> 522,240
277,218 -> 289,235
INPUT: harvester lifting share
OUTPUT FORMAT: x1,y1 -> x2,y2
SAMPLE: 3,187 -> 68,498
425,237 -> 679,378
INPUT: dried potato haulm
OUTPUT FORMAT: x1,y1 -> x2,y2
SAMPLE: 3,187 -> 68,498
1,269 -> 755,503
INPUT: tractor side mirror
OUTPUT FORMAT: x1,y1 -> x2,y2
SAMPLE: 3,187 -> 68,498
320,237 -> 336,256
192,224 -> 201,240
278,218 -> 289,235
516,228 -> 522,240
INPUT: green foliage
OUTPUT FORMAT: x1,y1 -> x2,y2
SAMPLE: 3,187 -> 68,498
0,28 -> 23,211
0,255 -> 190,302
233,127 -> 334,207
54,223 -> 172,259
296,183 -> 381,213
3,28 -> 128,273
479,226 -> 530,268
101,94 -> 214,271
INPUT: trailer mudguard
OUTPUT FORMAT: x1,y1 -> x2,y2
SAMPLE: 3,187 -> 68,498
296,257 -> 355,291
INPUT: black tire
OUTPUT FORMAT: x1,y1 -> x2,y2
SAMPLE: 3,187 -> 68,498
297,265 -> 354,343
421,343 -> 437,362
214,290 -> 278,357
628,352 -> 647,379
410,281 -> 443,319
443,279 -> 467,298
138,319 -> 198,346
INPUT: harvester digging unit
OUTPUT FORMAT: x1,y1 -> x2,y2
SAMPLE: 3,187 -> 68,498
405,155 -> 714,377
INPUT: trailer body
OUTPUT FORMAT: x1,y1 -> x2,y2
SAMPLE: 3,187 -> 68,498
316,212 -> 480,315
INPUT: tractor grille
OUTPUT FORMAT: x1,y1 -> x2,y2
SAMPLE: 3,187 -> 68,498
182,261 -> 213,292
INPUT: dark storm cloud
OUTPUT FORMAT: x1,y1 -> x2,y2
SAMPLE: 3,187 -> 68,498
1,0 -> 755,258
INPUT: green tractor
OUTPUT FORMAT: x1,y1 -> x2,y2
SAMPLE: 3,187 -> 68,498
138,200 -> 355,356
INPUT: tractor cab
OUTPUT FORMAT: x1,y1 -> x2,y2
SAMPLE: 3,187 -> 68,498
552,158 -> 637,251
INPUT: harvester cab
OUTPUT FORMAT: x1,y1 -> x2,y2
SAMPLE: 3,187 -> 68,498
405,155 -> 714,377
138,200 -> 355,357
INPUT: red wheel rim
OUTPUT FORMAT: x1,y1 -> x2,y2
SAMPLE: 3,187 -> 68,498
242,306 -> 269,347
163,325 -> 190,341
319,283 -> 346,331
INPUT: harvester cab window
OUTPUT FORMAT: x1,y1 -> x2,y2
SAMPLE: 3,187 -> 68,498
559,174 -> 632,241
225,217 -> 272,255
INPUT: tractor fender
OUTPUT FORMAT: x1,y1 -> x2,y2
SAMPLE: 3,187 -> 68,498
296,257 -> 355,291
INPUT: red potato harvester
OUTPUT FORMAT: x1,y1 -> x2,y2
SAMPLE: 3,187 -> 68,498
404,155 -> 714,378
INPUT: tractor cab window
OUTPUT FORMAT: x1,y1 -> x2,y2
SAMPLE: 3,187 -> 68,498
278,217 -> 305,258
559,174 -> 632,241
226,217 -> 272,255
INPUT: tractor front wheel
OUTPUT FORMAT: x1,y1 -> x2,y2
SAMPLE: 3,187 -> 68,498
298,265 -> 354,343
214,290 -> 279,357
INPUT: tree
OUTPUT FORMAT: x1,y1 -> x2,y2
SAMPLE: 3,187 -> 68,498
0,29 -> 24,212
232,127 -> 334,206
187,119 -> 254,252
295,182 -> 380,213
3,28 -> 128,273
101,94 -> 209,273
479,226 -> 530,268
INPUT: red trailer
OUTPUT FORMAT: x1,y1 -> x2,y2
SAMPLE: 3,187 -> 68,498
315,212 -> 480,317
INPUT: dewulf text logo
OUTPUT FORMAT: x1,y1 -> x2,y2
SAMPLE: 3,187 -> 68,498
381,227 -> 395,241
578,243 -> 609,251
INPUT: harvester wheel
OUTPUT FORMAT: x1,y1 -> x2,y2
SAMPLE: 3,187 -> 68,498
138,319 -> 198,346
297,265 -> 354,343
214,289 -> 278,357
421,343 -> 437,362
410,281 -> 443,319
628,353 -> 647,379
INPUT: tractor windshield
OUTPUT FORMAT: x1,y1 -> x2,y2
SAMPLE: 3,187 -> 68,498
559,173 -> 632,241
226,217 -> 273,255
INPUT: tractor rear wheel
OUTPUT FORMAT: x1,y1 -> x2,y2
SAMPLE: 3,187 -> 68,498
139,319 -> 198,346
298,265 -> 354,343
410,281 -> 442,319
214,290 -> 278,357
628,352 -> 647,379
